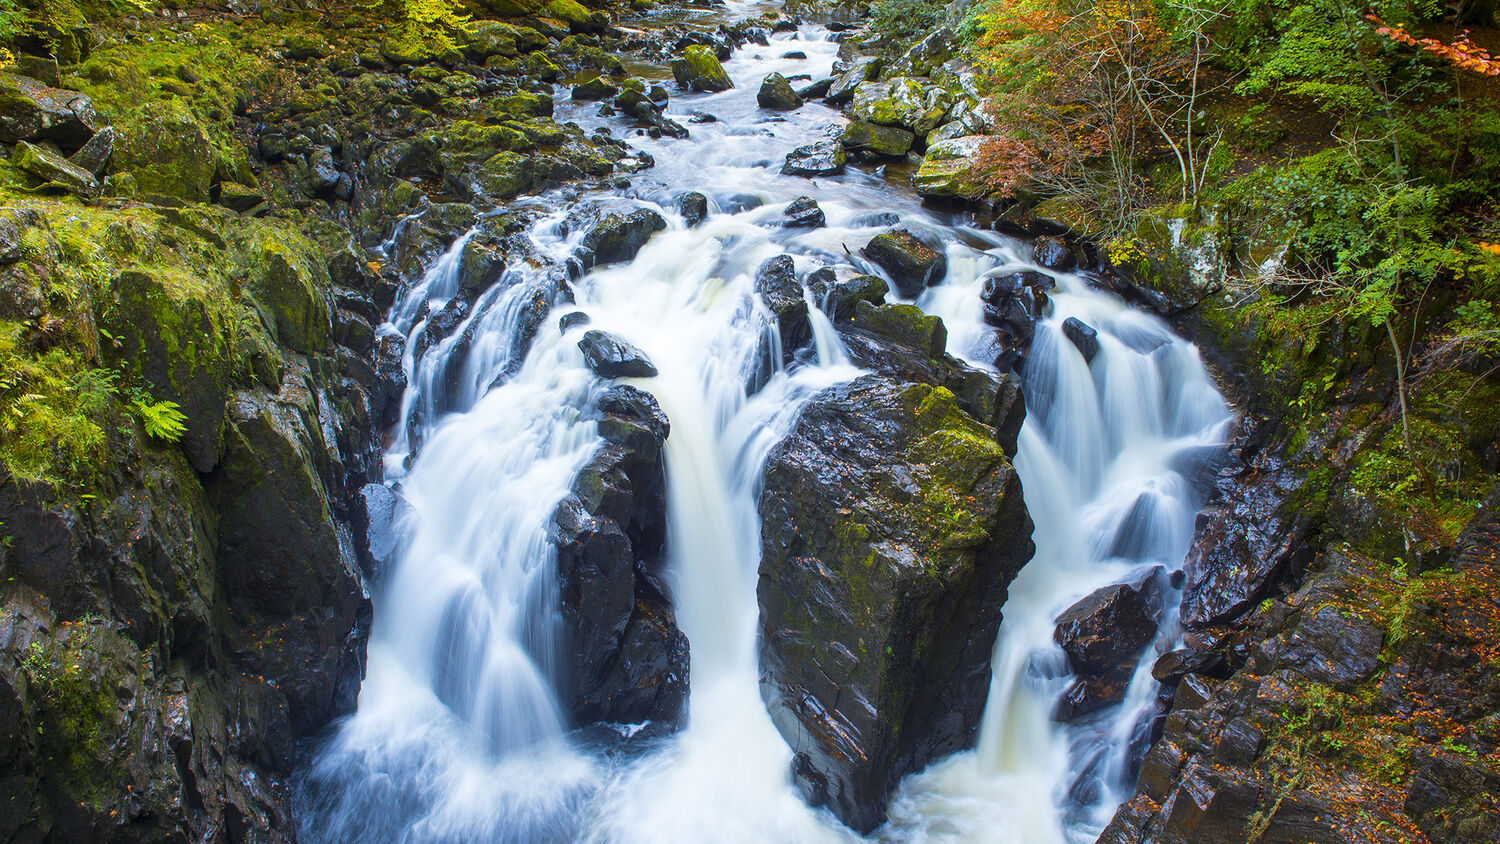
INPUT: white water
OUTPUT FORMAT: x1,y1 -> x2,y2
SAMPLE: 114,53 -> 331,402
300,10 -> 1230,843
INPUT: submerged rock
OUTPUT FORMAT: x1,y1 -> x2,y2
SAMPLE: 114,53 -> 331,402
779,196 -> 825,228
759,376 -> 1034,833
678,191 -> 709,227
579,329 -> 659,378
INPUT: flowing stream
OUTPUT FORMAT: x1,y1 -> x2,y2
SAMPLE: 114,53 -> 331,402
299,8 -> 1231,842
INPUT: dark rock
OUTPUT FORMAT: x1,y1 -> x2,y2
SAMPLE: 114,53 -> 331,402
1150,647 -> 1226,684
582,209 -> 667,267
758,375 -> 1034,833
780,196 -> 825,228
825,56 -> 880,104
806,268 -> 887,322
1403,748 -> 1500,843
1054,664 -> 1135,721
559,311 -> 591,332
757,72 -> 803,110
1032,235 -> 1075,271
579,330 -> 658,378
678,191 -> 709,227
1053,582 -> 1159,673
980,270 -> 1053,305
356,483 -> 408,581
755,254 -> 811,359
67,124 -> 113,175
1062,317 -> 1100,362
781,140 -> 846,177
862,230 -> 946,298
1275,603 -> 1383,689
850,300 -> 947,360
1212,718 -> 1264,767
797,77 -> 833,99
0,73 -> 99,149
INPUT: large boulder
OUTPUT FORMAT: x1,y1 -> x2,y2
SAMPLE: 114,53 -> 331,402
579,329 -> 658,378
806,268 -> 887,322
112,100 -> 215,203
841,121 -> 914,157
1053,581 -> 1161,674
11,140 -> 99,197
782,140 -> 846,177
554,386 -> 688,727
913,136 -> 989,199
759,375 -> 1034,833
850,78 -> 953,136
757,72 -> 803,110
824,56 -> 881,105
671,46 -> 733,92
0,73 -> 98,149
581,208 -> 667,267
862,230 -> 946,298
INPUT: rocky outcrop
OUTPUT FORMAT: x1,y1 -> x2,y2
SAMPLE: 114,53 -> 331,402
758,305 -> 1033,833
554,386 -> 688,728
581,208 -> 667,267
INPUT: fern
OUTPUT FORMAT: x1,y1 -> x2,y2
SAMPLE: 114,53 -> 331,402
130,397 -> 186,442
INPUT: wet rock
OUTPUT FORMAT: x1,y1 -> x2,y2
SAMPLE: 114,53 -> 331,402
1033,235 -> 1075,271
579,329 -> 658,378
1403,748 -> 1500,843
0,73 -> 98,149
559,311 -> 591,332
356,483 -> 409,582
556,385 -> 686,728
913,136 -> 987,199
308,145 -> 341,194
797,77 -> 833,100
1053,582 -> 1159,673
678,191 -> 709,227
758,376 -> 1034,833
67,124 -> 113,175
613,83 -> 690,139
457,212 -> 536,293
582,209 -> 667,267
780,196 -> 825,228
806,268 -> 887,322
755,254 -> 812,359
825,56 -> 881,105
1054,664 -> 1135,722
850,78 -> 953,136
671,45 -> 734,92
218,182 -> 265,213
11,140 -> 98,197
1274,603 -> 1382,689
1062,317 -> 1099,362
981,270 -> 1054,304
573,76 -> 621,103
840,120 -> 913,157
782,140 -> 846,177
113,99 -> 214,202
1151,647 -> 1227,684
861,230 -> 946,298
757,72 -> 803,110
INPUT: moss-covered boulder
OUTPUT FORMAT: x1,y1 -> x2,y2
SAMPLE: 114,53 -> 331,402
112,99 -> 214,203
758,375 -> 1034,833
0,72 -> 99,149
758,72 -> 803,110
850,77 -> 952,136
11,140 -> 99,197
545,0 -> 608,33
862,229 -> 947,297
913,136 -> 989,200
248,241 -> 333,355
841,120 -> 914,157
671,45 -> 734,92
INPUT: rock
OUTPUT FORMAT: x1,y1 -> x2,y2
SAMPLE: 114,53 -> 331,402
913,136 -> 988,199
308,145 -> 341,193
559,311 -> 590,332
1032,235 -> 1075,271
613,85 -> 691,139
545,0 -> 608,33
1054,664 -> 1135,722
572,75 -> 620,100
579,330 -> 658,378
557,385 -> 687,727
671,45 -> 733,92
755,254 -> 812,360
1150,647 -> 1226,684
0,73 -> 98,149
851,300 -> 947,360
1403,748 -> 1500,843
780,196 -> 825,228
840,121 -> 914,157
457,212 -> 535,293
850,78 -> 952,135
217,182 -> 266,213
757,72 -> 803,110
797,78 -> 833,99
582,209 -> 667,266
806,268 -> 887,321
356,483 -> 409,582
981,270 -> 1054,304
249,242 -> 333,355
825,56 -> 880,104
781,140 -> 846,177
1062,317 -> 1100,362
1274,603 -> 1383,689
758,376 -> 1034,833
678,191 -> 708,227
11,140 -> 98,197
67,124 -> 113,175
861,230 -> 946,297
113,99 -> 214,203
1053,582 -> 1159,673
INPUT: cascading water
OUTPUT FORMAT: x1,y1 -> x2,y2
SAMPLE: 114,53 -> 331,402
299,8 -> 1231,842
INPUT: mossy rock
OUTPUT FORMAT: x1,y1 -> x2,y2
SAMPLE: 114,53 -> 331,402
840,120 -> 913,157
545,0 -> 608,32
100,268 -> 236,472
112,99 -> 214,203
248,241 -> 332,355
852,300 -> 947,359
476,0 -> 545,16
671,45 -> 733,93
913,136 -> 988,200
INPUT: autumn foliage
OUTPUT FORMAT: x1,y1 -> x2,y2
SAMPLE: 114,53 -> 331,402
1369,14 -> 1500,77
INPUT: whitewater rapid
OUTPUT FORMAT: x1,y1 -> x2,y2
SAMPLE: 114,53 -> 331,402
297,8 -> 1231,843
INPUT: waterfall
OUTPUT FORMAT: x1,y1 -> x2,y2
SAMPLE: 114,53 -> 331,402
298,10 -> 1231,842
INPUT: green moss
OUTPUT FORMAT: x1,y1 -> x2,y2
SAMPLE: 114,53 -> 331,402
20,621 -> 120,807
